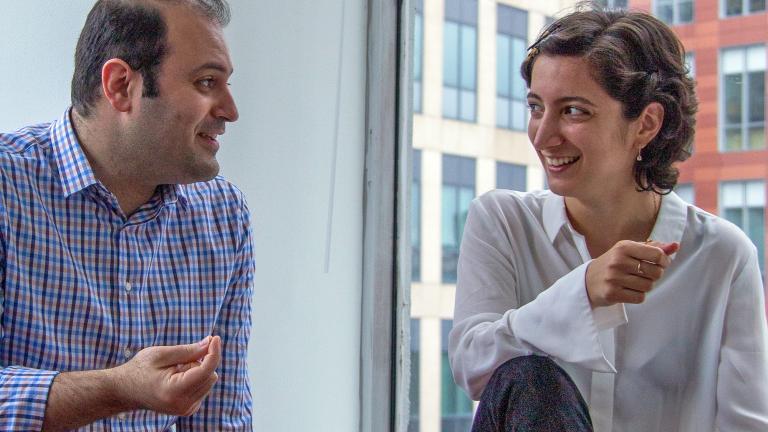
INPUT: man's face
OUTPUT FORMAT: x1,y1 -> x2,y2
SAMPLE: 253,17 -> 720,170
127,4 -> 238,184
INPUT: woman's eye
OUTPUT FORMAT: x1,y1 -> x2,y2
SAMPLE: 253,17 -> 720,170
527,103 -> 542,113
564,106 -> 588,116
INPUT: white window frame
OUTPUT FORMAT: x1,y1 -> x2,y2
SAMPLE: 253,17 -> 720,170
654,0 -> 695,25
721,0 -> 767,17
718,44 -> 766,152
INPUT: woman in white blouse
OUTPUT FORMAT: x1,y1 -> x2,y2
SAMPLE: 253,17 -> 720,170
449,5 -> 768,432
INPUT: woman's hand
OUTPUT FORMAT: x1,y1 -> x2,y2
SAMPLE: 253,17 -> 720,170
586,240 -> 679,308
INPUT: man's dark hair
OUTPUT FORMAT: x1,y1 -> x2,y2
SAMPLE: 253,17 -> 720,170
521,2 -> 698,193
71,0 -> 231,117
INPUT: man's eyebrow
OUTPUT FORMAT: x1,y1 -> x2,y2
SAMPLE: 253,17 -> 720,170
191,62 -> 233,75
526,92 -> 597,107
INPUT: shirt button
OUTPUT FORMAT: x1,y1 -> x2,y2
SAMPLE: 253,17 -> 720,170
123,348 -> 132,359
118,412 -> 126,421
125,281 -> 132,293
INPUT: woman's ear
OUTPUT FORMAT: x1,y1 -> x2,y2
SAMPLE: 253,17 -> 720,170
635,102 -> 665,152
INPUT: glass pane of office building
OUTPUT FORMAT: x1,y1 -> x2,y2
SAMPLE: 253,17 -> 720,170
443,0 -> 478,122
596,0 -> 628,8
721,181 -> 766,273
496,5 -> 528,130
408,2 -> 565,431
414,0 -> 424,113
675,183 -> 695,204
725,0 -> 766,15
721,46 -> 766,151
409,319 -> 421,432
413,149 -> 422,282
656,0 -> 694,24
497,162 -> 527,191
441,320 -> 473,432
441,155 -> 475,284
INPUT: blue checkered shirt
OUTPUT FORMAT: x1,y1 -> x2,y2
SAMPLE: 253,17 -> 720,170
0,109 -> 254,431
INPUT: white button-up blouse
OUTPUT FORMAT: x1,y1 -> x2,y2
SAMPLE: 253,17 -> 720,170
449,189 -> 768,431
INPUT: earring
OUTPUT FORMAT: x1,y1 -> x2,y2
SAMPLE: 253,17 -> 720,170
636,149 -> 643,162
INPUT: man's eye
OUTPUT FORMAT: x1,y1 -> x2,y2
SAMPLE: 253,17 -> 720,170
198,78 -> 215,88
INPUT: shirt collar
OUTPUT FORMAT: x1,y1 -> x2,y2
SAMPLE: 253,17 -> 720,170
50,107 -> 189,210
161,184 -> 189,210
648,191 -> 687,255
540,190 -> 688,253
50,107 -> 98,197
542,191 -> 568,243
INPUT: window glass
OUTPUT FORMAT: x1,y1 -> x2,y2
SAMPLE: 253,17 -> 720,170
721,181 -> 766,273
440,320 -> 473,432
408,319 -> 421,432
441,155 -> 475,283
721,46 -> 766,151
675,183 -> 695,204
497,162 -> 527,191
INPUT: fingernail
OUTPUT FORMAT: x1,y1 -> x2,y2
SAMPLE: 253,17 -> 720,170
198,336 -> 211,346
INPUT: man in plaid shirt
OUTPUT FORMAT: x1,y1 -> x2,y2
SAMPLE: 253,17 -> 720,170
0,0 -> 253,430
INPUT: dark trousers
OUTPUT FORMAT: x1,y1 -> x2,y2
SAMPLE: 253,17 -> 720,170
471,355 -> 593,432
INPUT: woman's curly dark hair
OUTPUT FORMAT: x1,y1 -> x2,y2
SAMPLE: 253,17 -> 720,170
521,2 -> 698,193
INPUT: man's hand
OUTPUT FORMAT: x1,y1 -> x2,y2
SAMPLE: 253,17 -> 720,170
586,240 -> 679,308
113,335 -> 222,417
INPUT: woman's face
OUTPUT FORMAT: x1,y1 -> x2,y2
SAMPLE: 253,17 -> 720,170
527,54 -> 643,202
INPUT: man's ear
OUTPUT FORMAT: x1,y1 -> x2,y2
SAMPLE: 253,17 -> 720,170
100,59 -> 142,113
635,102 -> 665,151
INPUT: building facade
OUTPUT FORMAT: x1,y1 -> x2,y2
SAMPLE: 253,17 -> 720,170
629,0 -> 767,283
409,0 -> 768,431
409,1 -> 576,431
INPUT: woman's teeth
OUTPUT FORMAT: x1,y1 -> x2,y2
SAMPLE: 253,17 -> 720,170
546,156 -> 579,167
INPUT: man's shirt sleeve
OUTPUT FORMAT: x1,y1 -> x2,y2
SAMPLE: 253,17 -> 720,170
176,197 -> 254,431
0,192 -> 60,430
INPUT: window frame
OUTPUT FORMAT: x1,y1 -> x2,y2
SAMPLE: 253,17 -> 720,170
654,0 -> 695,25
442,0 -> 478,122
361,0 -> 413,431
496,5 -> 528,131
719,44 -> 766,152
722,0 -> 767,17
719,180 -> 766,273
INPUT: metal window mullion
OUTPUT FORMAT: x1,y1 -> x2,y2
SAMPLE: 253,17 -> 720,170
508,35 -> 515,129
743,183 -> 751,228
673,0 -> 678,24
456,22 -> 464,117
742,68 -> 749,150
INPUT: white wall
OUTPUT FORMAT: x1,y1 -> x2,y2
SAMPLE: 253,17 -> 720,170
0,1 -> 366,431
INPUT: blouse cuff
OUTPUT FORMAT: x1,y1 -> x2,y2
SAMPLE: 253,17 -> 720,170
592,302 -> 628,331
512,262 -> 615,372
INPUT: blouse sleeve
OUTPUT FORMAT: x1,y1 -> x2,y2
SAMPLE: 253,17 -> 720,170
715,248 -> 768,429
448,194 -> 619,400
